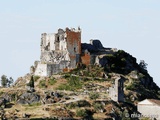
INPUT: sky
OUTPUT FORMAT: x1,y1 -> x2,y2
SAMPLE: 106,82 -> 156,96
0,0 -> 160,86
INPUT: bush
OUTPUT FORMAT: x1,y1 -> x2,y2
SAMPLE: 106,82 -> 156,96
89,92 -> 99,100
27,76 -> 34,88
126,82 -> 138,90
39,80 -> 47,88
29,102 -> 41,107
63,74 -> 71,79
117,50 -> 125,54
48,78 -> 56,85
57,76 -> 82,91
93,103 -> 104,112
76,109 -> 88,117
11,93 -> 17,101
67,102 -> 77,109
111,64 -> 116,69
57,84 -> 71,90
121,58 -> 126,62
0,91 -> 4,96
33,76 -> 40,81
105,54 -> 114,57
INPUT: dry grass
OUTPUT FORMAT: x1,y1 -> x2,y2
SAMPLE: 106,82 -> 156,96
93,113 -> 107,119
4,103 -> 51,119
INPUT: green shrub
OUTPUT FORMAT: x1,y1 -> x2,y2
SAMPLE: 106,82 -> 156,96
63,74 -> 71,79
39,80 -> 46,88
33,76 -> 40,81
48,78 -> 56,85
111,64 -> 116,69
29,102 -> 41,107
89,92 -> 99,100
138,73 -> 145,78
76,109 -> 88,117
27,76 -> 34,88
117,50 -> 125,54
0,91 -> 4,96
126,82 -> 138,90
105,54 -> 114,57
67,102 -> 77,109
11,93 -> 17,101
57,76 -> 82,91
57,84 -> 71,90
93,103 -> 104,112
121,58 -> 126,62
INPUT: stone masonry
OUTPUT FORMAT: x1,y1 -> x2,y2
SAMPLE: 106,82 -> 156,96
31,27 -> 116,77
30,27 -> 124,102
109,75 -> 124,102
34,27 -> 81,76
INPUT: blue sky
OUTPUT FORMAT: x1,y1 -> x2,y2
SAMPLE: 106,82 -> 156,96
0,0 -> 160,86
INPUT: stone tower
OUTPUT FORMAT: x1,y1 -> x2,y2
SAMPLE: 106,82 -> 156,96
34,27 -> 81,76
109,76 -> 124,102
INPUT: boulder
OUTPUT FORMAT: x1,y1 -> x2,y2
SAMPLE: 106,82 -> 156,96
90,39 -> 104,49
17,92 -> 40,104
0,98 -> 7,108
81,39 -> 104,53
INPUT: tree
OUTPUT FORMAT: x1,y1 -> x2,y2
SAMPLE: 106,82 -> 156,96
27,76 -> 34,88
8,77 -> 14,87
139,60 -> 148,70
1,75 -> 8,87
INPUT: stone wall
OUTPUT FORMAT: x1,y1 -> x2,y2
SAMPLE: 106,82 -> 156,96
109,76 -> 124,102
81,52 -> 91,66
34,27 -> 82,76
109,86 -> 117,101
66,28 -> 81,68
34,27 -> 114,77
34,63 -> 48,76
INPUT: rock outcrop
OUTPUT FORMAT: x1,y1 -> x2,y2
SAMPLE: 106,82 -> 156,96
17,92 -> 40,104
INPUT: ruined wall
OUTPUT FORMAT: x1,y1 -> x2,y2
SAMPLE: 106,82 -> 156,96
35,28 -> 78,77
66,28 -> 81,54
109,77 -> 124,102
66,28 -> 81,68
34,63 -> 48,76
40,29 -> 69,64
48,33 -> 56,51
41,33 -> 55,51
46,61 -> 70,76
81,53 -> 91,66
109,86 -> 117,101
34,62 -> 67,76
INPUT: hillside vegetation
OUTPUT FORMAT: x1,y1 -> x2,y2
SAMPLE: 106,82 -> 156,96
0,50 -> 159,119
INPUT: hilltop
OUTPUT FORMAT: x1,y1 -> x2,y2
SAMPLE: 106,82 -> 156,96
0,27 -> 159,119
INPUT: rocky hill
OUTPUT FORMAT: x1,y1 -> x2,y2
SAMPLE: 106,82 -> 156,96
0,49 -> 160,119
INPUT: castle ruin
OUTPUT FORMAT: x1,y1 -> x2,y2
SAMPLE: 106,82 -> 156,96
31,27 -> 115,77
30,27 -> 124,102
32,27 -> 81,76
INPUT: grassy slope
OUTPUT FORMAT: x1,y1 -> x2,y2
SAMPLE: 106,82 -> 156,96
0,50 -> 160,119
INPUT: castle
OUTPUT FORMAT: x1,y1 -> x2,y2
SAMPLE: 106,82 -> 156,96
31,27 -> 115,77
30,27 -> 123,102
